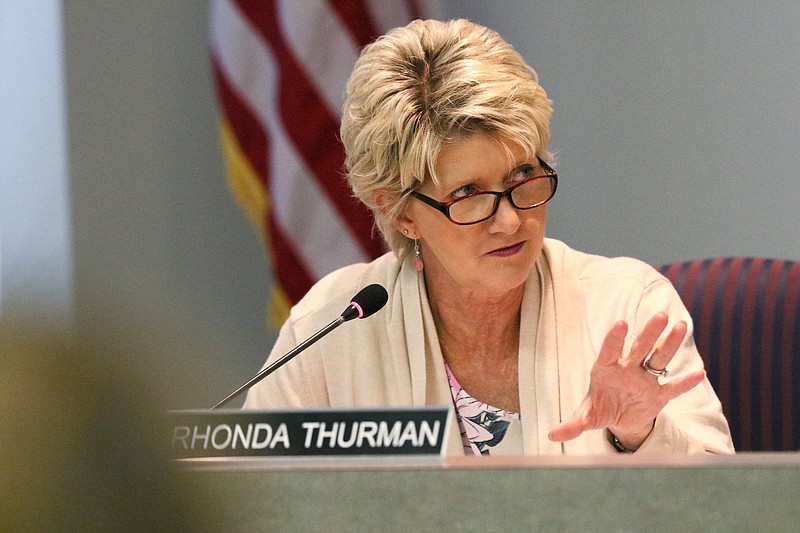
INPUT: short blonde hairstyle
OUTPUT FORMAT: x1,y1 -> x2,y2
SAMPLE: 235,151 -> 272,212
341,19 -> 553,257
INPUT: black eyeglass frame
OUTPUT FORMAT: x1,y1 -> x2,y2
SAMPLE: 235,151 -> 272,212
408,157 -> 558,226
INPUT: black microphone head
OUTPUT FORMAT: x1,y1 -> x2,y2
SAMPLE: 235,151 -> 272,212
341,284 -> 388,321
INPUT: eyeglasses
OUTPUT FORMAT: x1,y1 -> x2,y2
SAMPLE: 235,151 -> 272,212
409,158 -> 558,225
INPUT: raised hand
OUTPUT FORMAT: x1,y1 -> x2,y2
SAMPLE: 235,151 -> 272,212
548,312 -> 706,450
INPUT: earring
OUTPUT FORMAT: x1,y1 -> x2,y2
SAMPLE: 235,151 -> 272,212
413,239 -> 424,272
403,229 -> 423,271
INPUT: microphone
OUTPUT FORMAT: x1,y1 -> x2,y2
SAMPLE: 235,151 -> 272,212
210,284 -> 388,410
340,283 -> 389,321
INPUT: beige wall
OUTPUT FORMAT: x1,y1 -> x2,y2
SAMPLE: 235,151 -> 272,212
64,1 -> 273,407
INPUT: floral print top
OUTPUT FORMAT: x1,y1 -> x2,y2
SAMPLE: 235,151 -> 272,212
445,362 -> 522,455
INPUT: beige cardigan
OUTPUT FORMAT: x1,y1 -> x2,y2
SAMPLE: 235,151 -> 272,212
243,238 -> 734,456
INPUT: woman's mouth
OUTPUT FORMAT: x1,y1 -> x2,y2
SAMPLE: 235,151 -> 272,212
486,241 -> 524,257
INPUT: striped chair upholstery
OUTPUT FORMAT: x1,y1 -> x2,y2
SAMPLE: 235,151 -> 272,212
655,258 -> 800,451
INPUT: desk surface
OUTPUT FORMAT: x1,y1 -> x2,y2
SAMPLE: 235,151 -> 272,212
181,453 -> 800,532
182,450 -> 800,471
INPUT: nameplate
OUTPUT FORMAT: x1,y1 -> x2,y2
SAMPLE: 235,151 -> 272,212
168,407 -> 450,458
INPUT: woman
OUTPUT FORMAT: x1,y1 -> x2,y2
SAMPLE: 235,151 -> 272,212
244,19 -> 734,456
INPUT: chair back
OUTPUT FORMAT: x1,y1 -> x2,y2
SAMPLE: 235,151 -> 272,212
656,257 -> 800,451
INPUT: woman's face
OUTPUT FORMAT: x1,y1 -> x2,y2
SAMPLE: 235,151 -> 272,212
399,133 -> 549,299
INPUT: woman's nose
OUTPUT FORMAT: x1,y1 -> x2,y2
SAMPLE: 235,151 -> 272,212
488,196 -> 521,234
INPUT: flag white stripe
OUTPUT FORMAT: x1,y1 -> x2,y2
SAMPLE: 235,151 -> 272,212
277,0 -> 360,118
210,0 -> 369,278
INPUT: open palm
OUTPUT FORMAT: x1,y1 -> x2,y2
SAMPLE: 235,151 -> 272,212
548,313 -> 706,450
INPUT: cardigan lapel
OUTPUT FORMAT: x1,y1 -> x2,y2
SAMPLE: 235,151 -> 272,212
543,239 -> 604,454
398,257 -> 464,455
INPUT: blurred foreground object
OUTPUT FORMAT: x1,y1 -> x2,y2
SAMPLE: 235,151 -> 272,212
0,321 -> 216,531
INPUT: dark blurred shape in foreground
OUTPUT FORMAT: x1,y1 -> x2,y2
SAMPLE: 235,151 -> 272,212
0,318 -> 217,532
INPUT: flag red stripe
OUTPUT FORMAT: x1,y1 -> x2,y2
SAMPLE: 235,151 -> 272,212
213,51 -> 315,302
233,0 -> 385,260
329,0 -> 380,47
268,217 -> 315,305
211,56 -> 269,183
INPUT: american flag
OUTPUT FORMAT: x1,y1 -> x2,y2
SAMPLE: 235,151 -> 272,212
209,0 -> 428,325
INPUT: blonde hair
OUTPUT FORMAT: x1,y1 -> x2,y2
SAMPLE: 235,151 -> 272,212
341,19 -> 553,257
